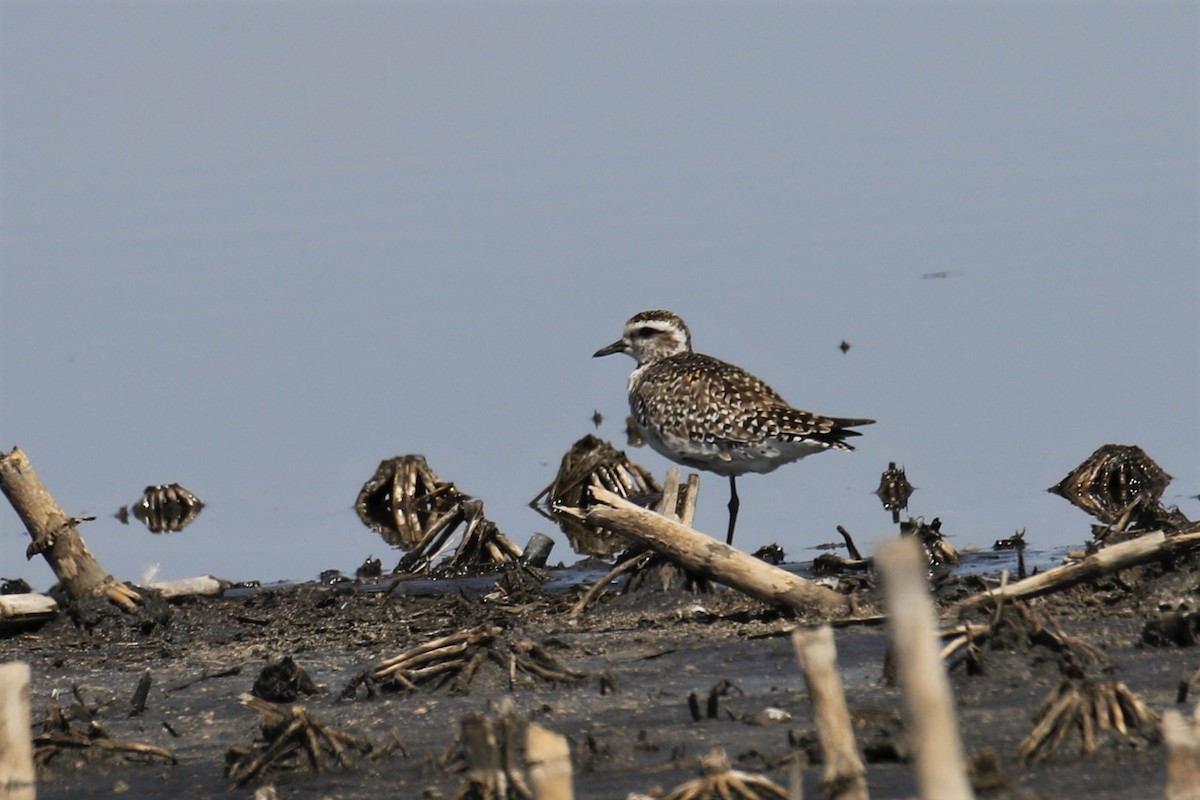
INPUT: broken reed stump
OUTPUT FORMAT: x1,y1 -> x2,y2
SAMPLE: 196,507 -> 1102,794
1,662 -> 35,800
0,447 -> 140,611
878,537 -> 975,800
953,523 -> 1200,613
583,485 -> 851,617
526,723 -> 572,800
455,698 -> 532,800
1164,705 -> 1200,800
792,626 -> 869,800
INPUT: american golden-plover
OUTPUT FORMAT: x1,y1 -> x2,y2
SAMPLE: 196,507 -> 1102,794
594,309 -> 874,545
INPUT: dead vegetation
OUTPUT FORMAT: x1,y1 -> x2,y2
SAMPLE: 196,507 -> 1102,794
362,624 -> 586,696
225,693 -> 372,789
355,455 -> 524,574
650,750 -> 791,800
33,700 -> 176,770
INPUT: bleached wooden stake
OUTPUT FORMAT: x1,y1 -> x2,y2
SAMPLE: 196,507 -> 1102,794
878,538 -> 974,800
0,662 -> 35,800
1164,705 -> 1200,800
527,722 -> 573,800
792,625 -> 869,800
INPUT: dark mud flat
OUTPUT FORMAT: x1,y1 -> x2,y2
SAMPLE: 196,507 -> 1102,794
3,555 -> 1197,800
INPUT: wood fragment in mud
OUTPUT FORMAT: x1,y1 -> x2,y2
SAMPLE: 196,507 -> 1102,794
167,665 -> 243,692
225,693 -> 371,789
147,574 -> 231,599
0,447 -> 141,611
0,593 -> 59,630
940,600 -> 1110,676
878,537 -> 975,800
580,484 -> 852,617
1164,704 -> 1200,800
1,662 -> 35,800
836,525 -> 864,561
129,669 -> 151,716
953,524 -> 1200,612
792,626 -> 869,800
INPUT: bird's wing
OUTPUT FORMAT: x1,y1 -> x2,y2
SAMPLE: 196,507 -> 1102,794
634,353 -> 873,449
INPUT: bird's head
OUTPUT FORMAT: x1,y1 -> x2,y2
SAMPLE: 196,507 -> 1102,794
593,309 -> 692,366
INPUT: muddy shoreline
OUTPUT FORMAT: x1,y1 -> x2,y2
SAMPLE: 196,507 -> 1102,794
3,550 -> 1197,800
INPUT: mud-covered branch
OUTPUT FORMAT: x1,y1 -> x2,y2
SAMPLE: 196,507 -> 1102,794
583,485 -> 851,616
954,524 -> 1200,613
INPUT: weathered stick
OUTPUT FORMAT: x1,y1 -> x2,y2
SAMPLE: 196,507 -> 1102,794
585,486 -> 851,616
878,538 -> 974,800
792,626 -> 869,800
1164,705 -> 1200,800
953,526 -> 1200,612
0,662 -> 35,800
0,447 -> 140,610
0,594 -> 58,628
147,575 -> 230,599
527,722 -> 573,800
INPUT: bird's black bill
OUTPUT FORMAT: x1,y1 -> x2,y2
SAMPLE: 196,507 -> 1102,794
593,340 -> 627,358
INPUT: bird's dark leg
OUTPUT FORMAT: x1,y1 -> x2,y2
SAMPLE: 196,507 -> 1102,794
726,475 -> 740,545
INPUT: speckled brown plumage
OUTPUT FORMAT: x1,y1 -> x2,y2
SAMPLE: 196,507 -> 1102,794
594,309 -> 874,544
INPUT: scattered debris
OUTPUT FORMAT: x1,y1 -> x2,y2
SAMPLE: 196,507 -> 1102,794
126,483 -> 205,533
129,669 -> 151,716
531,434 -> 660,558
34,701 -> 176,770
1017,677 -> 1160,763
225,693 -> 371,788
876,462 -> 914,523
367,624 -> 585,696
687,678 -> 742,722
942,601 -> 1112,677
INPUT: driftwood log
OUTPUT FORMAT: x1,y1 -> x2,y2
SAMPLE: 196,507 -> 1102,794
0,662 -> 35,800
792,625 -> 869,800
583,485 -> 851,617
878,537 -> 975,800
0,448 -> 140,611
953,524 -> 1200,613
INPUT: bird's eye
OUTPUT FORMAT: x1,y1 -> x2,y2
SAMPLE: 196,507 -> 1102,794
636,326 -> 657,338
